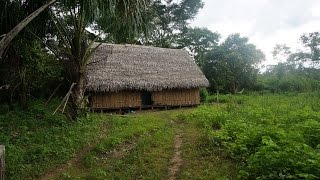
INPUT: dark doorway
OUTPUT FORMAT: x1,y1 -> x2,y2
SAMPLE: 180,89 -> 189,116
141,91 -> 152,106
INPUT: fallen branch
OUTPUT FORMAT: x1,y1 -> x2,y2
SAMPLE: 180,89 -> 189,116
236,88 -> 244,94
52,83 -> 76,115
0,0 -> 57,58
45,83 -> 62,105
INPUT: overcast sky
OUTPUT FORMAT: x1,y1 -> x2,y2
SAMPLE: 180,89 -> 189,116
191,0 -> 320,65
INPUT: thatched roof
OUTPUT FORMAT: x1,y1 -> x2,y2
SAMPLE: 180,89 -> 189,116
86,43 -> 209,92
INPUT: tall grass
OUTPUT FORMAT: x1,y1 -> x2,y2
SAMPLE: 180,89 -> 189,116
0,99 -> 107,179
187,93 -> 320,179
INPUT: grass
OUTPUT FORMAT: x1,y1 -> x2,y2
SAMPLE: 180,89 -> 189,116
177,119 -> 236,179
57,111 -> 176,179
0,99 -> 108,179
193,92 -> 320,179
3,93 -> 318,179
52,109 -> 237,179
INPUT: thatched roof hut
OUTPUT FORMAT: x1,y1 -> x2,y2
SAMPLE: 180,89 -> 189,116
86,43 -> 209,110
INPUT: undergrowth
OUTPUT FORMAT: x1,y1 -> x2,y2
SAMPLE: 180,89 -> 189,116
3,93 -> 320,179
186,92 -> 320,179
0,99 -> 107,179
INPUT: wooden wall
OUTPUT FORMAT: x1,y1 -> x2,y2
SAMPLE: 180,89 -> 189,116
90,88 -> 200,110
91,91 -> 141,109
153,88 -> 200,106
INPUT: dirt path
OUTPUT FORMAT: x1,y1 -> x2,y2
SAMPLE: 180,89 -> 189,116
167,131 -> 183,180
40,123 -> 109,180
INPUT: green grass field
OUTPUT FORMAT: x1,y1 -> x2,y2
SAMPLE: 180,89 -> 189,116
1,93 -> 320,179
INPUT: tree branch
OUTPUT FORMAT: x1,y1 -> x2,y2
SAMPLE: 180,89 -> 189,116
0,0 -> 57,59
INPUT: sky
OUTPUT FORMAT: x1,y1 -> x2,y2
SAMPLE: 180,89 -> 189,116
191,0 -> 320,65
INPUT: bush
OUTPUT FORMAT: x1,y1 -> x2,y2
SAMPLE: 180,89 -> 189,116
187,93 -> 320,179
199,88 -> 209,103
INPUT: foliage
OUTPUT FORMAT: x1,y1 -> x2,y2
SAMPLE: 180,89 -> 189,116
176,27 -> 220,67
203,34 -> 265,93
0,40 -> 63,108
101,0 -> 205,48
0,0 -> 152,118
186,93 -> 320,179
0,0 -> 59,108
0,0 -> 55,58
288,32 -> 320,67
142,0 -> 204,47
258,36 -> 320,93
39,0 -> 151,119
0,99 -> 107,179
199,88 -> 209,103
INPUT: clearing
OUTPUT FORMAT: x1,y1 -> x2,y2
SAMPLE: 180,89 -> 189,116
3,93 -> 320,179
41,109 -> 236,179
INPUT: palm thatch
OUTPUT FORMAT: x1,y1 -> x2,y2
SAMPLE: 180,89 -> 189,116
86,43 -> 209,92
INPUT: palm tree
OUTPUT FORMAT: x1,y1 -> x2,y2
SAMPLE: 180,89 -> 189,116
51,0 -> 150,118
1,0 -> 150,118
0,0 -> 57,58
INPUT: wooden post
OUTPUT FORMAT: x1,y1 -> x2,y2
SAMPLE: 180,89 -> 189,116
216,90 -> 219,103
0,145 -> 5,180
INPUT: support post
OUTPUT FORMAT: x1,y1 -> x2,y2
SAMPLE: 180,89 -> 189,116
0,145 -> 5,180
216,90 -> 219,103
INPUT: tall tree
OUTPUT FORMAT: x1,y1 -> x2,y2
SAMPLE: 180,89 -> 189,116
203,34 -> 265,93
147,0 -> 204,47
288,32 -> 320,68
0,0 -> 57,108
176,27 -> 220,67
1,0 -> 151,114
104,0 -> 204,47
46,0 -> 150,119
272,44 -> 292,63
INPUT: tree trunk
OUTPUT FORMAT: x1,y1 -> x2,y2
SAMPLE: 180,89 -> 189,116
73,73 -> 86,108
17,67 -> 28,110
232,83 -> 240,94
0,0 -> 57,59
67,73 -> 86,119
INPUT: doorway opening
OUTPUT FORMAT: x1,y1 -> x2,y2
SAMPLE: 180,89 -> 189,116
141,91 -> 152,106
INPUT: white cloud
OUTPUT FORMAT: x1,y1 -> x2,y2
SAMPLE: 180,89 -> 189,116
191,0 -> 320,65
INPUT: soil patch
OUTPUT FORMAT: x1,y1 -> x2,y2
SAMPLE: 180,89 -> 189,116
167,133 -> 183,180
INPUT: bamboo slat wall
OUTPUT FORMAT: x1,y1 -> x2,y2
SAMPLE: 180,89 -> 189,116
153,88 -> 200,106
91,91 -> 141,109
90,88 -> 200,110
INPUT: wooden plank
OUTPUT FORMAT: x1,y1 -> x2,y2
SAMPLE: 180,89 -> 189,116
0,145 -> 5,180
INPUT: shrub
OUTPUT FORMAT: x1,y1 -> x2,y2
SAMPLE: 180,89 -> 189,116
188,93 -> 320,179
199,88 -> 209,103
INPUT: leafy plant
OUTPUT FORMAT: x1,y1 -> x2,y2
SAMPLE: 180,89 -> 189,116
186,93 -> 320,179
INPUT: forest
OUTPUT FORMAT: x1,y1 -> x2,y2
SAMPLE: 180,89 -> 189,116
0,0 -> 320,179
